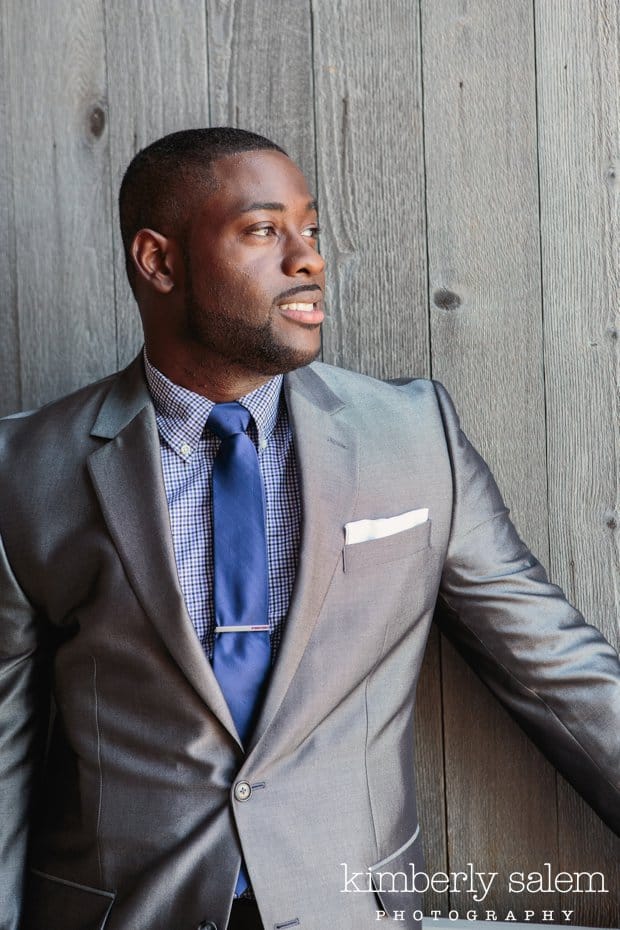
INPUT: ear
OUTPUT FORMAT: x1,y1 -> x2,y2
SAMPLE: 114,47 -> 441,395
130,228 -> 182,293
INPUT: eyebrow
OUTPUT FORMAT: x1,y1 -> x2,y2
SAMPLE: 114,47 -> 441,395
238,199 -> 318,214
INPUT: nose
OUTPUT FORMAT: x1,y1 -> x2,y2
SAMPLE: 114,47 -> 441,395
281,233 -> 325,278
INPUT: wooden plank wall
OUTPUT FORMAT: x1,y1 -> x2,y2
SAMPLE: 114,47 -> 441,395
0,1 -> 618,925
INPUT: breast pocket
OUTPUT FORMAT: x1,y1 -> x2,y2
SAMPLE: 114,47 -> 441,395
343,519 -> 431,573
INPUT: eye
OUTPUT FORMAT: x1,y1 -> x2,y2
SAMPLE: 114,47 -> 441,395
249,225 -> 275,238
302,225 -> 320,239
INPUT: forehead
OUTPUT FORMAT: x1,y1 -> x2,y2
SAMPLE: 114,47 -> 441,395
195,150 -> 315,220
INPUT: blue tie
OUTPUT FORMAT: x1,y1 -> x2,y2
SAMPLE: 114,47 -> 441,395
207,402 -> 271,895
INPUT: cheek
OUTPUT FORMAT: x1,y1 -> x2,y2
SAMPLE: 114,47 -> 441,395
208,262 -> 273,311
192,263 -> 243,302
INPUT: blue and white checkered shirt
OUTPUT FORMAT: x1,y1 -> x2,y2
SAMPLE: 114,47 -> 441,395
144,353 -> 301,661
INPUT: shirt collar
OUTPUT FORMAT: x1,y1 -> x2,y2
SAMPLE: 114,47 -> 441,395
143,350 -> 283,460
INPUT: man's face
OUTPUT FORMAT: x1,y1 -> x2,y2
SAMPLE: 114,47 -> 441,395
180,149 -> 325,379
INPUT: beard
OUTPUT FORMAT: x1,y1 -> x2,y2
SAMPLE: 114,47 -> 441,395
182,266 -> 322,378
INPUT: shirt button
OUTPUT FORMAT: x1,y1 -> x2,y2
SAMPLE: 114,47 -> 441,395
259,438 -> 267,450
180,442 -> 191,457
234,781 -> 252,802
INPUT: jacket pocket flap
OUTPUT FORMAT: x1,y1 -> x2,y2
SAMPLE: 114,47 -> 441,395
22,869 -> 115,930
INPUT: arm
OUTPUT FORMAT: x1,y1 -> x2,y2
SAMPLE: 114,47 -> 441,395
433,381 -> 620,835
0,534 -> 50,930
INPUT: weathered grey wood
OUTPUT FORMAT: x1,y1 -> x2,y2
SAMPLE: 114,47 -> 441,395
311,0 -> 445,914
413,627 -> 449,917
4,0 -> 116,409
0,1 -> 618,924
535,1 -> 620,926
312,0 -> 430,380
104,0 -> 210,369
555,788 -> 620,929
206,0 -> 315,187
421,0 -> 561,917
0,2 -> 20,415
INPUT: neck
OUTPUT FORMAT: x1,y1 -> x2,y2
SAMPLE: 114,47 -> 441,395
145,345 -> 273,403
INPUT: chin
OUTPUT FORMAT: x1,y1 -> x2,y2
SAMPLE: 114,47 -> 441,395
257,339 -> 322,376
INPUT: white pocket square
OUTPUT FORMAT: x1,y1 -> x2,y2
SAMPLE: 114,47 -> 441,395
345,508 -> 429,546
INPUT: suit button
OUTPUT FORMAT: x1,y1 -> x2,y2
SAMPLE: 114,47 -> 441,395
234,780 -> 252,801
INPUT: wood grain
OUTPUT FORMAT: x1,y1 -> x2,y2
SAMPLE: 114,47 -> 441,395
535,1 -> 620,925
0,1 -> 20,414
312,0 -> 430,380
413,626 -> 449,916
104,0 -> 210,368
421,0 -> 562,916
206,0 -> 315,187
5,0 -> 116,409
0,2 -> 617,923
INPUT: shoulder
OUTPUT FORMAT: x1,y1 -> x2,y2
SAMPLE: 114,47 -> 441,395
1,371 -> 117,423
304,359 -> 433,396
285,363 -> 464,458
302,360 -> 456,419
0,362 -> 136,460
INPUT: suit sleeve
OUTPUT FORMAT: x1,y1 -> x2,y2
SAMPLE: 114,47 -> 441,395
432,380 -> 620,835
0,533 -> 50,930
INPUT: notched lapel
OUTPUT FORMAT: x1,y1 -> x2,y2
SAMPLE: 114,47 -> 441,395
87,364 -> 241,746
250,365 -> 359,750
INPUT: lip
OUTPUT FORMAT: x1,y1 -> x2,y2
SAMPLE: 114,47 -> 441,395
277,296 -> 324,325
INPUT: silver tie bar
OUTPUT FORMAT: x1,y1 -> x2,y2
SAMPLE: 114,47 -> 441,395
215,625 -> 270,633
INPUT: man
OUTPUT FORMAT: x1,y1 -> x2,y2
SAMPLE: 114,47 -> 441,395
0,128 -> 618,930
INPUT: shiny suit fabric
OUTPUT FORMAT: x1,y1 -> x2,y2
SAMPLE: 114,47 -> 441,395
0,357 -> 618,930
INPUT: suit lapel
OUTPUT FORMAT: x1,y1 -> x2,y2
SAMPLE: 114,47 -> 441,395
249,364 -> 359,749
87,357 -> 241,746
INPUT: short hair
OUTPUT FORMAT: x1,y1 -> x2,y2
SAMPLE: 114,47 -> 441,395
118,127 -> 287,282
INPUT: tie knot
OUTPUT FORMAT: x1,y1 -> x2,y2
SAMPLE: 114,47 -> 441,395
207,401 -> 252,439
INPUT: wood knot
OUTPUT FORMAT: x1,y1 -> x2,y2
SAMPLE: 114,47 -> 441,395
433,288 -> 462,311
604,509 -> 618,531
605,163 -> 618,190
88,105 -> 106,139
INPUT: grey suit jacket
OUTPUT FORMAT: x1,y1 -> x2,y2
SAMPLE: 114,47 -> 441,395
0,357 -> 618,930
